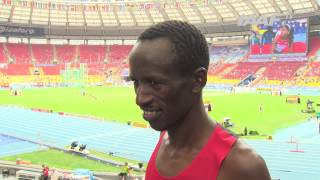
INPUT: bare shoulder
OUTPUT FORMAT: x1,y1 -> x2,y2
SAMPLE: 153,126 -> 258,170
217,139 -> 271,180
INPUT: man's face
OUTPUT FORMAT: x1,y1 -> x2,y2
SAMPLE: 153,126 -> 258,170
129,38 -> 194,131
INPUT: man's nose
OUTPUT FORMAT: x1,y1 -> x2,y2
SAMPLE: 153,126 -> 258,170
136,85 -> 152,107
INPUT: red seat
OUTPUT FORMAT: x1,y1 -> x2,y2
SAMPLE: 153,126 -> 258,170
32,44 -> 54,64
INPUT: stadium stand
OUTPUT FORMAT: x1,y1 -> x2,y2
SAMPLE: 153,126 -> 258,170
107,45 -> 133,65
306,62 -> 320,77
79,45 -> 106,64
56,45 -> 77,63
6,43 -> 31,64
87,64 -> 103,75
309,36 -> 320,61
208,63 -> 235,76
210,45 -> 249,63
263,61 -> 306,81
223,62 -> 266,79
6,64 -> 31,75
0,44 -> 7,64
32,44 -> 54,64
42,65 -> 62,75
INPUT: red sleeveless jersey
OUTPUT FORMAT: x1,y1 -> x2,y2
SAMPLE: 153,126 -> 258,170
145,125 -> 237,180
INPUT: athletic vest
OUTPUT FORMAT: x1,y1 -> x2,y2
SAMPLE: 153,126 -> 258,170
145,125 -> 237,180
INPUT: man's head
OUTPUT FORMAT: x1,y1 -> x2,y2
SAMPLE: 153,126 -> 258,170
129,20 -> 209,131
137,20 -> 209,77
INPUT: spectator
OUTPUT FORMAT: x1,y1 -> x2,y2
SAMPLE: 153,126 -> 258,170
42,165 -> 49,180
259,104 -> 263,113
244,126 -> 248,136
118,162 -> 129,180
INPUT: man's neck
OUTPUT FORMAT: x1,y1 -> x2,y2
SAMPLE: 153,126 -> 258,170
166,103 -> 215,150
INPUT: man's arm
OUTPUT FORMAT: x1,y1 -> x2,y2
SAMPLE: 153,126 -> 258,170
217,140 -> 271,180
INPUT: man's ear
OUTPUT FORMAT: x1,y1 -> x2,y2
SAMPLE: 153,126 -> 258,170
192,67 -> 207,93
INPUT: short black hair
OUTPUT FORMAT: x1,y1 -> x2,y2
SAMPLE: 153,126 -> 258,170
138,20 -> 209,77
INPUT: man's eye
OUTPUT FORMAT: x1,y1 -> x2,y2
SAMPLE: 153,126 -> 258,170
150,80 -> 157,85
148,80 -> 158,86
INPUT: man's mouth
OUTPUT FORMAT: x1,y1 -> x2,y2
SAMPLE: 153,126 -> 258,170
142,108 -> 162,122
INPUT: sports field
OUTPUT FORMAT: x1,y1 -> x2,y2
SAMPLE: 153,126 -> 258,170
1,86 -> 319,173
1,86 -> 318,135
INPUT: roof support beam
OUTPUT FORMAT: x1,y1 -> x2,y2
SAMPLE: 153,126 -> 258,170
267,0 -> 282,14
225,1 -> 240,19
191,5 -> 205,23
112,6 -> 121,26
8,5 -> 14,22
29,4 -> 33,25
208,4 -> 223,24
82,5 -> 87,29
309,0 -> 319,11
177,6 -> 188,21
159,7 -> 170,21
98,5 -> 104,27
281,0 -> 294,14
128,8 -> 137,26
145,9 -> 155,24
245,0 -> 260,16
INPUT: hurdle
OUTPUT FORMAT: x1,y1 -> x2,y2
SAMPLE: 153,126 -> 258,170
289,140 -> 304,153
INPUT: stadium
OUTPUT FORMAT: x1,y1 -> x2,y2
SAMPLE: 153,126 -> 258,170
0,0 -> 320,179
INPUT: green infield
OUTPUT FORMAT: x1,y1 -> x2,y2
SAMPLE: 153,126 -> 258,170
0,86 -> 318,135
0,149 -> 145,174
1,149 -> 123,172
1,86 -> 319,172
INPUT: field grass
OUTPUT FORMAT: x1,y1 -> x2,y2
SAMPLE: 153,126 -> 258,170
1,148 -> 146,174
1,86 -> 319,172
0,87 -> 141,124
203,91 -> 320,135
1,149 -> 122,173
1,86 -> 319,135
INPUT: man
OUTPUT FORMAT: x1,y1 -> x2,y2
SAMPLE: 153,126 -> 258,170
118,162 -> 129,180
129,20 -> 271,180
42,164 -> 49,180
259,104 -> 263,113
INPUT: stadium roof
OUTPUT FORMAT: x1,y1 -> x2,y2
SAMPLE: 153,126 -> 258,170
0,0 -> 319,39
